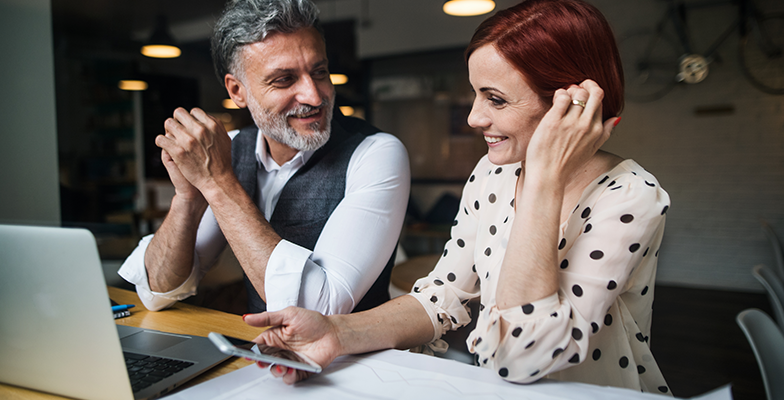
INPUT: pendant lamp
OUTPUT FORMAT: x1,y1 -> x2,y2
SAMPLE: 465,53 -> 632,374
443,0 -> 495,16
141,16 -> 181,59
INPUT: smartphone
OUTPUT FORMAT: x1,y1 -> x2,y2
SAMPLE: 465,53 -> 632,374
208,332 -> 322,373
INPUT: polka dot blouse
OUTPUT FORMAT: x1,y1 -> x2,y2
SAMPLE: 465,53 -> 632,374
408,156 -> 672,395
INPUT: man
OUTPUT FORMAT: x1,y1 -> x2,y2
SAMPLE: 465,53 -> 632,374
118,0 -> 409,315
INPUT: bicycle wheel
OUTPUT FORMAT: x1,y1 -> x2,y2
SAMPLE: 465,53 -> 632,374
740,13 -> 784,95
618,30 -> 682,102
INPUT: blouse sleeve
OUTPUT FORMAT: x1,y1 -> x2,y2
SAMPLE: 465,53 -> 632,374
468,168 -> 670,383
407,163 -> 486,343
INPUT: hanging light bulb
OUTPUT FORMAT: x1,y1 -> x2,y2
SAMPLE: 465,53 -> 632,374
118,80 -> 148,91
330,74 -> 349,85
222,99 -> 240,109
141,15 -> 181,59
443,0 -> 495,16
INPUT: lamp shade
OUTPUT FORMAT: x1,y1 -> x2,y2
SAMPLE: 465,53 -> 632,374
330,74 -> 348,85
141,16 -> 181,58
118,80 -> 148,91
222,99 -> 240,109
443,0 -> 495,16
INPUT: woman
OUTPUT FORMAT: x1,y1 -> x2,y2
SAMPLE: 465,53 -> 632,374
244,0 -> 672,394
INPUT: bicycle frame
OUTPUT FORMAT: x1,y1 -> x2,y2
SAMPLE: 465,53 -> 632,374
621,0 -> 784,100
659,0 -> 764,63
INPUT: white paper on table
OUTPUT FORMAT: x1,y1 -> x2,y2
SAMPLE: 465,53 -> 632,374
165,349 -> 732,400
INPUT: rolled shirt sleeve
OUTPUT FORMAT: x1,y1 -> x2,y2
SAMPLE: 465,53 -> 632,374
117,206 -> 228,311
264,133 -> 410,314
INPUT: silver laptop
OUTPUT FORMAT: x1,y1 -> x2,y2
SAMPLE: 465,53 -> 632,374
0,224 -> 232,400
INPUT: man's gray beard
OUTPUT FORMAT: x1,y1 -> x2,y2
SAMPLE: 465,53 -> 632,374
247,95 -> 333,152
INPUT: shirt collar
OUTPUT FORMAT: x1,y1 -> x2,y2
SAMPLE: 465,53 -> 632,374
254,128 -> 316,171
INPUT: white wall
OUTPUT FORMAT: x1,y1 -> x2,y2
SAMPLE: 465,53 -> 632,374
0,0 -> 60,226
595,0 -> 784,291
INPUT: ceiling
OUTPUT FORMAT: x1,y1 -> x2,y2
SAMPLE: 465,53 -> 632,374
52,0 -> 223,42
51,0 -> 523,59
48,0 -> 528,121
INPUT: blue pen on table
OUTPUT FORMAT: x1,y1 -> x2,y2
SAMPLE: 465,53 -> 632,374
111,304 -> 135,313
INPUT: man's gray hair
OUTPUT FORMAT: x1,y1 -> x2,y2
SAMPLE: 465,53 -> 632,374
211,0 -> 322,82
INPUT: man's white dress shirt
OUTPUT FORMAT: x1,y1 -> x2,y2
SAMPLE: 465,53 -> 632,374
119,128 -> 409,314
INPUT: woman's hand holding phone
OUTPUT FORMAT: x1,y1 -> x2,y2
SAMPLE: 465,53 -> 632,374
243,307 -> 344,385
208,332 -> 322,373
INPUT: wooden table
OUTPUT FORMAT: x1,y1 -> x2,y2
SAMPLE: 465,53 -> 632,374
0,287 -> 265,399
390,254 -> 441,292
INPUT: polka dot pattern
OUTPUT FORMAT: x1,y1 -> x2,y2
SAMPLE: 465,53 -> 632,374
407,157 -> 670,392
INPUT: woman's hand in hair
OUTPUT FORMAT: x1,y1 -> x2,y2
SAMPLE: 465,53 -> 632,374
525,79 -> 618,187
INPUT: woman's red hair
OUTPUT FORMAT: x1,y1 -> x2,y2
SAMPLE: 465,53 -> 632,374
466,0 -> 624,121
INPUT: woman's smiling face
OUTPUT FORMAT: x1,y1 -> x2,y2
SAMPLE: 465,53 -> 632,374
467,45 -> 549,166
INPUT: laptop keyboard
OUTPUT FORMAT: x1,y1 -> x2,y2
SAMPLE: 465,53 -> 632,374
124,351 -> 195,393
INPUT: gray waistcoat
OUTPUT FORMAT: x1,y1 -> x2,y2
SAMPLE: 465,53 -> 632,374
231,114 -> 395,313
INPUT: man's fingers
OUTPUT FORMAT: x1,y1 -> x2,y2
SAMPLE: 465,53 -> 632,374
164,108 -> 189,135
155,133 -> 174,151
169,107 -> 210,140
172,107 -> 196,126
189,107 -> 217,126
160,149 -> 173,163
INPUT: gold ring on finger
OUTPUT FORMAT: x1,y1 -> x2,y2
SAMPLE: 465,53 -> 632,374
571,99 -> 586,108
